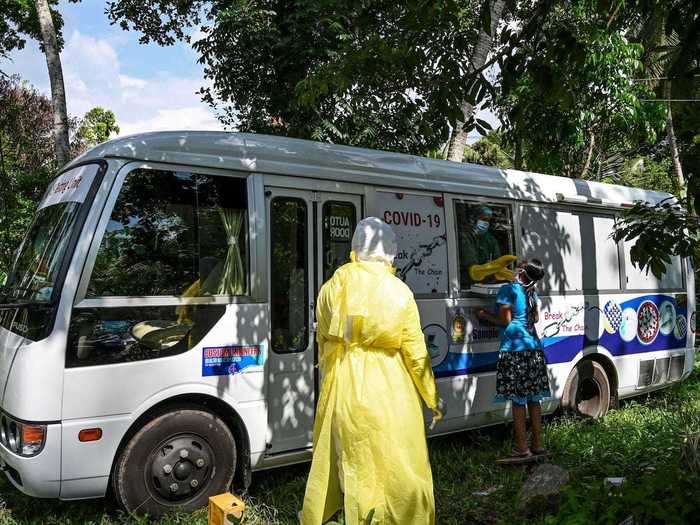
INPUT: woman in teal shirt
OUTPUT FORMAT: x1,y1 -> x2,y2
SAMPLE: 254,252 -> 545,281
478,259 -> 550,462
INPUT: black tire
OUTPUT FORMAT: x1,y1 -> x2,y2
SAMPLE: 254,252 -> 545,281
112,408 -> 236,518
561,360 -> 611,418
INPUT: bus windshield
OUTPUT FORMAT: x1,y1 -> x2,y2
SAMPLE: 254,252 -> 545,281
1,164 -> 100,305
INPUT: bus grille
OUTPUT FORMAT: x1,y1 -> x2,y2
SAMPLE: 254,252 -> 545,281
669,354 -> 685,381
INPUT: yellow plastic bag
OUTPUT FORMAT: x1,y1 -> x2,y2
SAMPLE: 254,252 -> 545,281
469,254 -> 518,283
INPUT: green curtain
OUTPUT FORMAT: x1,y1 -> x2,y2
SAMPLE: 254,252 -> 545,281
217,208 -> 245,295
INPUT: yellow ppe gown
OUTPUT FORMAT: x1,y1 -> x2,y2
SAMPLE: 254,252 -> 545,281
300,256 -> 439,525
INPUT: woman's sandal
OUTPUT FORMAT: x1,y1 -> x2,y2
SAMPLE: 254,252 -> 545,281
531,447 -> 553,459
495,448 -> 535,465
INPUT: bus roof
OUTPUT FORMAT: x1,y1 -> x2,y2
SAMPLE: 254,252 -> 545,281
66,130 -> 671,207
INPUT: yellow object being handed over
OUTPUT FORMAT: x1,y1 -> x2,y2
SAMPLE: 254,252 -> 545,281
469,254 -> 518,283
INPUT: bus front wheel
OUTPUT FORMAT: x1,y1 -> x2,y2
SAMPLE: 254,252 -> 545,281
112,408 -> 236,517
561,359 -> 611,419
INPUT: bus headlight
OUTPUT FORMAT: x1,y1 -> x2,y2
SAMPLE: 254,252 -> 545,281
0,413 -> 46,456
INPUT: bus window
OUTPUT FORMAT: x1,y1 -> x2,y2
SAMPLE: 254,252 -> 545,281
623,240 -> 683,291
66,304 -> 226,367
455,201 -> 514,292
87,169 -> 248,298
521,207 -> 583,293
322,201 -> 356,282
578,213 -> 621,291
270,198 -> 308,353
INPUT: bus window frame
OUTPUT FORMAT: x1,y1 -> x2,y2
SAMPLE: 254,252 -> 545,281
321,199 -> 357,282
73,161 -> 260,308
447,194 -> 520,299
269,195 -> 310,355
518,201 -> 686,296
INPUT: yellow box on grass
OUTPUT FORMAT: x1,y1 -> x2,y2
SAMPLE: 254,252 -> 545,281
208,492 -> 246,525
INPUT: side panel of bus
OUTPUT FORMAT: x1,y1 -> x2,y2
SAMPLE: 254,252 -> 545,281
60,161 -> 269,498
367,186 -> 695,432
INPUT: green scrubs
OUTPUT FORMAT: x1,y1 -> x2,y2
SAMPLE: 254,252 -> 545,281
459,229 -> 501,287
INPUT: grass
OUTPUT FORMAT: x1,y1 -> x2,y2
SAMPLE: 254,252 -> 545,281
1,363 -> 699,525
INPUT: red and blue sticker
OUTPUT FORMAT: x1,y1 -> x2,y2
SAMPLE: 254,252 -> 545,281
202,345 -> 264,376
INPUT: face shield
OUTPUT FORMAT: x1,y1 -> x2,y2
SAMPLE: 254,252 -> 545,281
351,217 -> 398,265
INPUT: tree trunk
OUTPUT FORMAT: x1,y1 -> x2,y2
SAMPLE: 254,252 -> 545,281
446,0 -> 506,162
35,0 -> 70,168
580,130 -> 596,178
665,81 -> 685,198
514,137 -> 522,170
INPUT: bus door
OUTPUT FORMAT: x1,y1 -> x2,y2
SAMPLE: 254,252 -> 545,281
265,188 -> 360,454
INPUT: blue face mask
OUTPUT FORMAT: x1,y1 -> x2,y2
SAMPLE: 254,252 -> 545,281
474,219 -> 490,235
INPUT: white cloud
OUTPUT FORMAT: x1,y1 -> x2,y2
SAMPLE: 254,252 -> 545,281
1,29 -> 223,138
118,74 -> 148,89
119,106 -> 222,136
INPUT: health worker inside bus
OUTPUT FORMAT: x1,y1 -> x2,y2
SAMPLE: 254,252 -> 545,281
455,202 -> 515,293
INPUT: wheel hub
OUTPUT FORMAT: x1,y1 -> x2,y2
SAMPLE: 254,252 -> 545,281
148,434 -> 212,502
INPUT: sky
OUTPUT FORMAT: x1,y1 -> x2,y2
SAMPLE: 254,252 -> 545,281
2,0 -> 219,137
2,0 -> 498,141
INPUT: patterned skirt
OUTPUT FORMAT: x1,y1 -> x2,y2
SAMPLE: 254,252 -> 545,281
495,349 -> 551,406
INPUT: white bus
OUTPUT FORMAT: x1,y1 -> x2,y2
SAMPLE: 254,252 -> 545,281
0,132 -> 694,516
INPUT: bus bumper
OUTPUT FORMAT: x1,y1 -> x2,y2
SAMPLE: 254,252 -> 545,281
0,423 -> 61,498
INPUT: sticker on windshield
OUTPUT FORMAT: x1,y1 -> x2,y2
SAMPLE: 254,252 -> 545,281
202,344 -> 265,376
38,164 -> 99,210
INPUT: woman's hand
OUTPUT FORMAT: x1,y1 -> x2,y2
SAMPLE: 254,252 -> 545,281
478,305 -> 512,326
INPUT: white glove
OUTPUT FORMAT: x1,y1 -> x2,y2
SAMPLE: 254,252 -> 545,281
429,398 -> 446,430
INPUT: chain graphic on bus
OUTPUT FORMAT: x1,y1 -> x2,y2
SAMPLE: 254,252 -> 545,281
396,234 -> 447,282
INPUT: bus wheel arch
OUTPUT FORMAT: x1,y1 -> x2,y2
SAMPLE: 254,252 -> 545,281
109,393 -> 252,507
561,353 -> 617,418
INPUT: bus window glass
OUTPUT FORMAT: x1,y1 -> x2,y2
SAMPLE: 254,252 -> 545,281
67,305 -> 226,367
521,207 -> 582,293
322,201 -> 356,282
623,240 -> 683,290
2,164 -> 100,304
455,201 -> 514,292
270,198 -> 308,353
577,214 -> 621,290
378,192 -> 448,294
87,169 -> 248,297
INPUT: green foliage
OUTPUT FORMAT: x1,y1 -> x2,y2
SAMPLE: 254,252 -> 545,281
0,0 -> 67,61
613,197 -> 698,279
71,106 -> 120,158
75,107 -> 120,148
544,467 -> 700,525
0,76 -> 119,279
463,130 -> 513,168
0,75 -> 56,277
603,155 -> 676,195
107,0 -> 491,154
498,1 -> 667,177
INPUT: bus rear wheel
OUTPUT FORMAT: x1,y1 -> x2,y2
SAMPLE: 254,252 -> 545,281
113,408 -> 236,517
562,360 -> 611,419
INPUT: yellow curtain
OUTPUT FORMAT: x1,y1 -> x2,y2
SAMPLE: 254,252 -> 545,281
217,208 -> 245,295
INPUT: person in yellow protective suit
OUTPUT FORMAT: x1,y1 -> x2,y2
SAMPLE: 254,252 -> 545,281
300,217 -> 444,525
